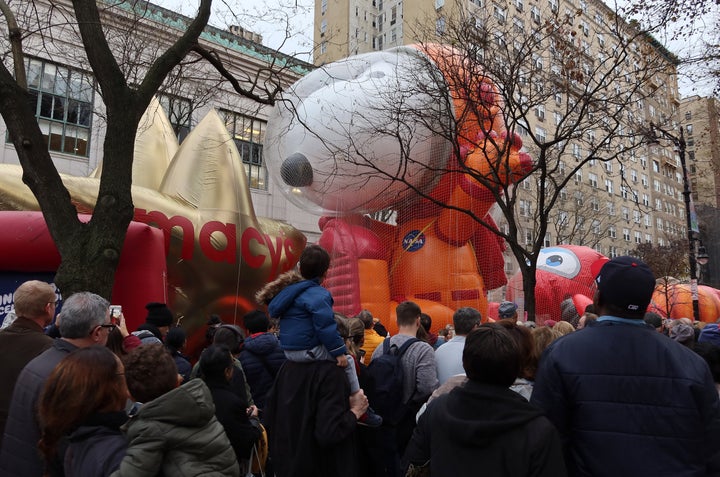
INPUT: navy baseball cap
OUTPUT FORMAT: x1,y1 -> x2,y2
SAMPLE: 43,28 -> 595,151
595,256 -> 656,315
498,301 -> 518,318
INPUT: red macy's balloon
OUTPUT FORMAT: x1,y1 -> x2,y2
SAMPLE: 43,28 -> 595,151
0,99 -> 306,342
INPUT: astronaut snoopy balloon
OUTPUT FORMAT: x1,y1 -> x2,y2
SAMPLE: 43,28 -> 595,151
265,45 -> 532,331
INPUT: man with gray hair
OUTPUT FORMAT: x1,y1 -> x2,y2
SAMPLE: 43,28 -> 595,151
435,307 -> 482,384
0,292 -> 112,477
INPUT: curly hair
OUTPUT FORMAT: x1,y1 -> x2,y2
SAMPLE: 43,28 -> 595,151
123,344 -> 178,403
39,346 -> 127,460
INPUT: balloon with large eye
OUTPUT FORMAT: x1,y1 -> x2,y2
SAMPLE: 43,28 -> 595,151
506,245 -> 608,324
264,46 -> 453,215
263,44 -> 532,332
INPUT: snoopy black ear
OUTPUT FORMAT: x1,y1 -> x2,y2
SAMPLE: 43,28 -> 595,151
281,153 -> 314,187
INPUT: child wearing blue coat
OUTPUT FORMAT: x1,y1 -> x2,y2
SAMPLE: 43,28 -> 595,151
257,244 -> 381,427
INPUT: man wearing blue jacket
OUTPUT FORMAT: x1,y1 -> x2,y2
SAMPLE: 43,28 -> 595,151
532,256 -> 720,477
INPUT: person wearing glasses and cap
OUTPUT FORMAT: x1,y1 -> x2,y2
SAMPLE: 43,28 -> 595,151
0,292 -> 116,477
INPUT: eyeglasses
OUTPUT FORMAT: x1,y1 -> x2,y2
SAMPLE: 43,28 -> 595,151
98,323 -> 116,330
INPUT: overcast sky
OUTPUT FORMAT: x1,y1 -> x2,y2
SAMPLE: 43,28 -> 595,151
156,0 -> 712,97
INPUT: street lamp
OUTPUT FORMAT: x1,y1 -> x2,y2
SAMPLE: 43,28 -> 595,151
649,123 -> 703,322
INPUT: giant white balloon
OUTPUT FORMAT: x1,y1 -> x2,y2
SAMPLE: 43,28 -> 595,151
264,46 -> 454,215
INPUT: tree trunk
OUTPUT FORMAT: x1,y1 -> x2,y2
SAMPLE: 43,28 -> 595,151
522,262 -> 538,321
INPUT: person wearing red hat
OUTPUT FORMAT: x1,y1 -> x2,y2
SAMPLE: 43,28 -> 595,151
532,256 -> 720,477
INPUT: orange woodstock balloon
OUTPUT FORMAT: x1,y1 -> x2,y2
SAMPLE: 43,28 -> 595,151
263,44 -> 532,335
649,279 -> 720,323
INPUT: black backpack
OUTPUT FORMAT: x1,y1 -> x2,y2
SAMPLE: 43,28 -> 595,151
365,337 -> 419,425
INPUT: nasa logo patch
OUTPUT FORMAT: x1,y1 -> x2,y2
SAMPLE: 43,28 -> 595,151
402,230 -> 426,252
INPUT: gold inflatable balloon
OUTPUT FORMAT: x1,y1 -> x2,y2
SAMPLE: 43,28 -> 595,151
0,99 -> 307,335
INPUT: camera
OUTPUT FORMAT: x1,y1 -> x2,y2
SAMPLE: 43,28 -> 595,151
110,305 -> 122,324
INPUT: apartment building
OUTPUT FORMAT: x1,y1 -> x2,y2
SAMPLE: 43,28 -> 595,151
314,0 -> 688,280
678,96 -> 720,209
0,0 -> 322,241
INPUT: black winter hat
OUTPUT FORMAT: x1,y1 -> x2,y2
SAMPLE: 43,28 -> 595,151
145,302 -> 174,327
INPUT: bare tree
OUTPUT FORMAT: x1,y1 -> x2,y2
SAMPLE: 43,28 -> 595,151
0,0 -> 301,298
624,0 -> 720,94
271,0 -> 678,320
631,238 -> 688,278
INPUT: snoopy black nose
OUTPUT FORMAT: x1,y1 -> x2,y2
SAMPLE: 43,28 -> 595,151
281,153 -> 314,187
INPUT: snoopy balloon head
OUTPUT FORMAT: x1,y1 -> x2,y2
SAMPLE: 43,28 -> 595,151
264,45 -> 532,330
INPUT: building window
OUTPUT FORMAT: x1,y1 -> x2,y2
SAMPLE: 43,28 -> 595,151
494,5 -> 507,23
436,16 -> 446,35
158,93 -> 192,143
220,110 -> 268,190
531,5 -> 541,23
588,172 -> 598,188
519,199 -> 531,216
24,57 -> 94,157
321,0 -> 328,14
623,228 -> 630,241
605,178 -> 613,194
572,143 -> 582,159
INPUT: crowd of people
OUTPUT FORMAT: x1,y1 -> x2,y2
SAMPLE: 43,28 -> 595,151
1,251 -> 720,477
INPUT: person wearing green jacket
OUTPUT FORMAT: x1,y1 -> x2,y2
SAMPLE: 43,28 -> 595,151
112,344 -> 239,477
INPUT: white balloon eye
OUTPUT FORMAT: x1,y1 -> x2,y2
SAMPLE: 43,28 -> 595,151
536,247 -> 581,279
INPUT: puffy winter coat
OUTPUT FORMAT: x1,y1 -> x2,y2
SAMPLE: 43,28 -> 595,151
64,411 -> 128,477
239,332 -> 286,409
111,379 -> 239,477
532,318 -> 720,477
264,272 -> 346,357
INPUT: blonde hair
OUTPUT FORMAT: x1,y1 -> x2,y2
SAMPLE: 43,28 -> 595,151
554,321 -> 575,336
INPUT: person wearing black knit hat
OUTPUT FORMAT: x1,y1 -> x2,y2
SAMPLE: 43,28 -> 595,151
143,302 -> 175,340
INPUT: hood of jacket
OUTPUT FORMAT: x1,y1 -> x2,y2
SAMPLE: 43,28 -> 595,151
255,270 -> 303,305
266,278 -> 319,319
133,378 -> 215,428
436,380 -> 543,447
244,332 -> 281,355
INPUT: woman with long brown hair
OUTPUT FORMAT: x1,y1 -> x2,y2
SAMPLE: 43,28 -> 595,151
38,345 -> 129,477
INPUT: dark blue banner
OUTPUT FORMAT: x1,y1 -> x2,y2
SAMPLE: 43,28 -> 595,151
0,272 -> 60,326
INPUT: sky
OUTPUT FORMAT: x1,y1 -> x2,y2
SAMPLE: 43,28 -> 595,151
157,0 -> 714,98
